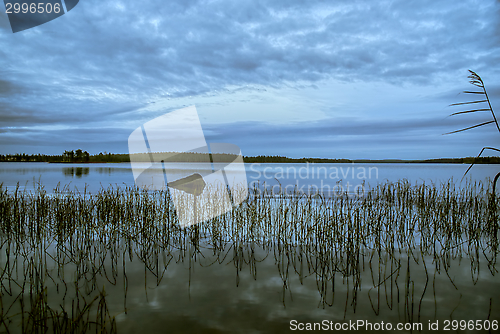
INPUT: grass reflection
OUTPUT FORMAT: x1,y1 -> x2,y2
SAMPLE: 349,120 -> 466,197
0,179 -> 498,333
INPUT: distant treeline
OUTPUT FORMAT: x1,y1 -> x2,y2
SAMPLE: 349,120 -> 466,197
0,150 -> 124,163
1,151 -> 500,164
0,150 -> 239,163
244,155 -> 352,163
244,156 -> 500,164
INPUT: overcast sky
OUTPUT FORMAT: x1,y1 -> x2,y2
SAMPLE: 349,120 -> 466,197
0,0 -> 499,159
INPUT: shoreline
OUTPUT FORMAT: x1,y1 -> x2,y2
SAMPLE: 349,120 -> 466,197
0,160 -> 500,164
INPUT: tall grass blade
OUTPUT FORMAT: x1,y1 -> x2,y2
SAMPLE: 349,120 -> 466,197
450,108 -> 491,116
462,147 -> 500,180
449,100 -> 488,106
444,120 -> 494,134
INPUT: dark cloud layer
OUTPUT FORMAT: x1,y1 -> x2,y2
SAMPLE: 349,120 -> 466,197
1,112 -> 496,160
0,0 -> 499,157
204,114 -> 500,159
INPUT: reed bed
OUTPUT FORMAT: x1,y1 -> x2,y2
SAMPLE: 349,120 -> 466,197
0,179 -> 498,333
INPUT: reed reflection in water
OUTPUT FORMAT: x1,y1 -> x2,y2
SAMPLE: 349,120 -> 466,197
0,180 -> 499,333
63,167 -> 90,178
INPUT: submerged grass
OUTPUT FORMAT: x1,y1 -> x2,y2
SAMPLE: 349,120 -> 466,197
0,179 -> 499,333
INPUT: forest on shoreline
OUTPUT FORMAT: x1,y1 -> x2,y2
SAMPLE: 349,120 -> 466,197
1,150 -> 500,164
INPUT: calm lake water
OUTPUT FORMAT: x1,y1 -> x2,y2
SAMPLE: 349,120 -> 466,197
0,162 -> 499,333
0,162 -> 499,194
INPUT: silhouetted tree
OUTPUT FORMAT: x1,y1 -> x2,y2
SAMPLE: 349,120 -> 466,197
63,150 -> 74,162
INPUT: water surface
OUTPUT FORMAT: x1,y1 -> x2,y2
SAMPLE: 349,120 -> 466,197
0,162 -> 498,194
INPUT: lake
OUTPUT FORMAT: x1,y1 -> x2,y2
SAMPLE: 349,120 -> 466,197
0,162 -> 499,194
0,162 -> 499,333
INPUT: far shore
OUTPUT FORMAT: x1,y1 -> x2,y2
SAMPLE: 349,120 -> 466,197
1,152 -> 500,165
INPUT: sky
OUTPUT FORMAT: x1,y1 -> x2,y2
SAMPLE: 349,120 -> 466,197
0,0 -> 499,159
